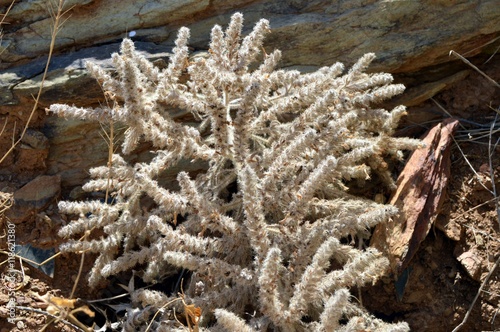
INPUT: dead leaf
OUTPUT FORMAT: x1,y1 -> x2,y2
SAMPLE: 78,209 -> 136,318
184,302 -> 202,329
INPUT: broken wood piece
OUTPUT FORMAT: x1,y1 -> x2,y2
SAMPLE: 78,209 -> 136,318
371,118 -> 459,277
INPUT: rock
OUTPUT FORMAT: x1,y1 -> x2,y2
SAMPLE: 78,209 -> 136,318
14,145 -> 48,174
42,117 -> 113,188
6,175 -> 61,224
0,1 -> 498,73
1,42 -> 173,106
21,128 -> 49,150
456,250 -> 482,281
0,0 -> 208,66
391,70 -> 471,108
435,214 -> 462,242
13,129 -> 50,174
371,119 -> 459,276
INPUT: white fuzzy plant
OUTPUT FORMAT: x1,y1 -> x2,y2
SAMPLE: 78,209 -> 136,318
48,13 -> 417,332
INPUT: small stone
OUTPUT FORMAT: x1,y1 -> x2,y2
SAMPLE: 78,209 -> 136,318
479,163 -> 490,173
473,173 -> 492,191
475,234 -> 484,246
456,250 -> 482,281
5,175 -> 61,224
21,129 -> 49,150
435,214 -> 462,241
69,186 -> 86,200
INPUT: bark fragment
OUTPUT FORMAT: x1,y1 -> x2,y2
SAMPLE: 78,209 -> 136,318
371,118 -> 459,277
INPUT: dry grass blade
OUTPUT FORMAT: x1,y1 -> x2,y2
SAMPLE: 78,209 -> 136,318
0,0 -> 15,26
0,191 -> 13,215
33,293 -> 94,332
0,0 -> 73,166
449,50 -> 500,89
14,306 -> 89,332
0,2 -> 93,331
0,0 -> 16,226
144,280 -> 202,332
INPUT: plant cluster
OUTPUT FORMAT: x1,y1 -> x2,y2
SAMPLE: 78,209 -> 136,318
48,13 -> 419,331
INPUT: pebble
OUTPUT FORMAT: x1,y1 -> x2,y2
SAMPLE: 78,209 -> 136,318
5,175 -> 61,224
456,250 -> 482,281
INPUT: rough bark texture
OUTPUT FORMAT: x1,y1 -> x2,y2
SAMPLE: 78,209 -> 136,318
371,118 -> 459,277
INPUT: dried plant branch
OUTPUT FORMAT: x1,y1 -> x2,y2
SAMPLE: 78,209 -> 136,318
48,13 -> 418,331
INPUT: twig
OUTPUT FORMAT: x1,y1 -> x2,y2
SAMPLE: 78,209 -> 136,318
461,36 -> 500,58
488,114 -> 500,223
0,0 -> 15,25
14,306 -> 87,332
452,135 -> 494,194
70,250 -> 85,299
0,0 -> 73,166
0,250 -> 60,268
449,50 -> 500,89
431,98 -> 466,131
451,197 -> 498,223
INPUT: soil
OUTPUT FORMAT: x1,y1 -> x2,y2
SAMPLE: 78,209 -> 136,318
362,58 -> 500,331
0,55 -> 499,331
